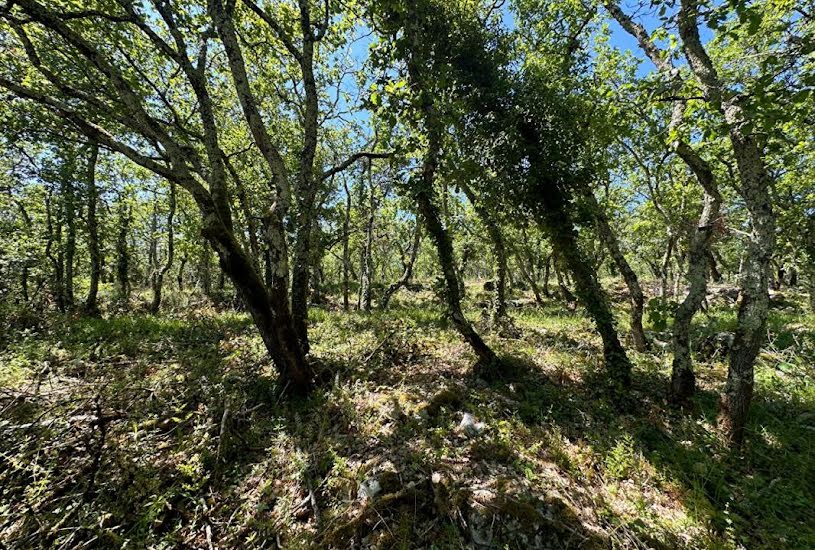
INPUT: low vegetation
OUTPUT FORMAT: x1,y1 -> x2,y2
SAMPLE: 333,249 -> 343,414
2,287 -> 813,548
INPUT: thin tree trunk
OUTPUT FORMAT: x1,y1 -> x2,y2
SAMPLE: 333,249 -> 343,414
45,191 -> 64,312
542,254 -> 551,297
513,252 -> 544,305
405,24 -> 497,369
708,250 -> 723,282
84,142 -> 101,316
542,203 -> 632,386
659,232 -> 676,298
381,216 -> 422,310
115,199 -> 131,308
150,183 -> 176,314
586,192 -> 647,352
342,180 -> 352,311
290,204 -> 315,349
61,172 -> 76,310
178,253 -> 187,290
553,250 -> 577,305
360,164 -> 375,312
669,135 -> 722,405
224,156 -> 261,271
200,245 -> 212,298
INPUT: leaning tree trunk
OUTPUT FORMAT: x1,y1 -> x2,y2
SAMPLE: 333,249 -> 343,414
84,142 -> 101,316
539,202 -> 633,387
150,183 -> 176,314
414,181 -> 497,369
201,206 -> 312,394
381,216 -> 421,310
552,250 -> 577,305
586,191 -> 646,352
670,190 -> 721,404
409,102 -> 497,369
669,135 -> 722,405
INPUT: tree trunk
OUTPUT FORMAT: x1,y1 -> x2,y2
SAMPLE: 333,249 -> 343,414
201,211 -> 312,394
542,254 -> 551,297
553,250 -> 577,305
290,204 -> 315,349
359,165 -> 375,312
669,138 -> 722,405
541,204 -> 632,386
659,232 -> 676,297
381,216 -> 422,310
514,252 -> 544,305
200,245 -> 212,298
708,250 -> 723,282
45,191 -> 64,312
61,173 -> 76,310
84,142 -> 101,316
150,184 -> 176,314
677,0 -> 776,445
342,179 -> 352,311
586,192 -> 646,352
115,200 -> 131,308
415,182 -> 497,368
178,253 -> 187,290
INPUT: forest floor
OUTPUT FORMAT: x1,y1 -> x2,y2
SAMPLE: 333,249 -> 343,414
1,284 -> 814,549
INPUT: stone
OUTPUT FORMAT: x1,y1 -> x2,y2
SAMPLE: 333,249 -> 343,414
458,412 -> 486,438
357,478 -> 381,501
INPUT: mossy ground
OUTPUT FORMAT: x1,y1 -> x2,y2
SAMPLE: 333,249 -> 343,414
1,284 -> 813,548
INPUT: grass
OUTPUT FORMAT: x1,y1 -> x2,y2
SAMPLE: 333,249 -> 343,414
0,287 -> 813,548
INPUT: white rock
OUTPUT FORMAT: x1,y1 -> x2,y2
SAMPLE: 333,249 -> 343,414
357,478 -> 381,501
459,412 -> 485,437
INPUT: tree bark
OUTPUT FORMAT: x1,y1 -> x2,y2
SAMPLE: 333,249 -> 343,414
201,208 -> 312,394
115,199 -> 131,308
541,203 -> 632,386
83,142 -> 101,316
669,138 -> 722,405
586,191 -> 647,352
61,167 -> 76,310
513,252 -> 544,305
342,179 -> 352,311
381,216 -> 422,310
150,183 -> 176,314
404,19 -> 498,371
359,163 -> 375,312
678,0 -> 776,445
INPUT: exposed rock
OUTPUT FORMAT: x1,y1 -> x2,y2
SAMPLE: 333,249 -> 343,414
357,460 -> 400,502
357,478 -> 381,502
458,412 -> 486,438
